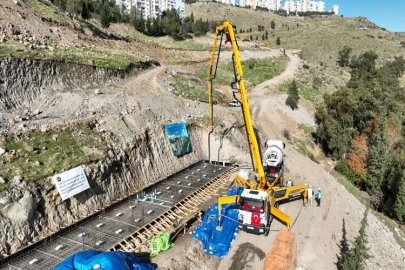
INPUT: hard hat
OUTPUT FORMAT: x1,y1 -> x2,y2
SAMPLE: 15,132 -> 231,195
318,188 -> 321,191
305,183 -> 308,186
288,177 -> 292,180
309,185 -> 312,188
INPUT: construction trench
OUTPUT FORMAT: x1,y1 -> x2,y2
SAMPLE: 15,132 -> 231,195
0,161 -> 238,270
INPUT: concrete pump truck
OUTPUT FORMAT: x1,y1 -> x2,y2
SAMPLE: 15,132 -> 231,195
207,21 -> 307,235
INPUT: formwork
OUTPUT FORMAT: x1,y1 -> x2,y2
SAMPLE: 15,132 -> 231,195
0,161 -> 237,270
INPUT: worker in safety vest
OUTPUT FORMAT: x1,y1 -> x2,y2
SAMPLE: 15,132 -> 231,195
286,177 -> 293,187
315,188 -> 322,206
307,185 -> 314,207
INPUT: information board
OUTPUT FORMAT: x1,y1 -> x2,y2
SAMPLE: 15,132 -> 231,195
165,123 -> 192,156
53,166 -> 90,201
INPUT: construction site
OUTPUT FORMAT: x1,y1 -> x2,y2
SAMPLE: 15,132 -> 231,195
1,0 -> 405,269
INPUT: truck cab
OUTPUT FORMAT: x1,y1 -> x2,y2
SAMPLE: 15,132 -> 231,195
237,189 -> 271,235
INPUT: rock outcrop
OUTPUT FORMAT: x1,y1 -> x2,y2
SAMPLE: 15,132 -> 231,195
0,58 -> 158,110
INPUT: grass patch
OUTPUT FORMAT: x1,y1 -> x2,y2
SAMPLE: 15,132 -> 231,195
172,74 -> 227,103
332,171 -> 362,198
168,57 -> 210,64
0,123 -> 109,183
298,123 -> 315,137
0,41 -> 148,69
278,81 -> 322,102
195,57 -> 285,87
26,0 -> 63,23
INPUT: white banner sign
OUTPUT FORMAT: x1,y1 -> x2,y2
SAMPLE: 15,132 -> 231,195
53,166 -> 90,201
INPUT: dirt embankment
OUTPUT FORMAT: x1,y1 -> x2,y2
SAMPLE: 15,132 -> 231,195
0,58 -> 159,111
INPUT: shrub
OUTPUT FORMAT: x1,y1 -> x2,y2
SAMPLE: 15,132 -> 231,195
282,129 -> 291,140
335,159 -> 357,183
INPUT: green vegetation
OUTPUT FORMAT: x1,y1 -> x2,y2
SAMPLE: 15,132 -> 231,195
0,41 -> 147,69
285,80 -> 300,110
171,74 -> 227,104
339,209 -> 371,270
278,80 -> 322,102
132,9 -> 210,40
101,2 -> 111,28
26,0 -> 63,23
315,51 -> 405,222
0,123 -> 109,183
338,46 -> 353,67
195,58 -> 286,87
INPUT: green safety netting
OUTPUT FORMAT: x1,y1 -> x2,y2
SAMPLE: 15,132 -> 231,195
150,232 -> 175,257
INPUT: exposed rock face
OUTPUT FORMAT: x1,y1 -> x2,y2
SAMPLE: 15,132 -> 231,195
1,190 -> 36,223
0,58 -> 158,110
0,125 -> 204,258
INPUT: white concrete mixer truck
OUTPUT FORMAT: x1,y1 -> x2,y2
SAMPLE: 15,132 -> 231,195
263,140 -> 285,184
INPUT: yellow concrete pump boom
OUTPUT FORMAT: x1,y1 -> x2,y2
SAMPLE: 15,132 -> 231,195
208,21 -> 308,231
207,21 -> 266,188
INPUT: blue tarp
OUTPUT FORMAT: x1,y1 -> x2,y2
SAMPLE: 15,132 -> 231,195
54,250 -> 155,270
192,186 -> 243,257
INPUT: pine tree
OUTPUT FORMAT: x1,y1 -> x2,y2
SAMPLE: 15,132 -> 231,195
276,37 -> 281,45
341,209 -> 371,270
101,3 -> 111,28
250,35 -> 253,41
364,119 -> 388,197
394,173 -> 405,222
81,0 -> 91,20
262,34 -> 265,40
271,20 -> 275,29
190,11 -> 194,23
285,80 -> 300,110
265,30 -> 268,40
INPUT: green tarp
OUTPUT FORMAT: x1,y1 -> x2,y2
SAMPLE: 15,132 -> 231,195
150,232 -> 175,257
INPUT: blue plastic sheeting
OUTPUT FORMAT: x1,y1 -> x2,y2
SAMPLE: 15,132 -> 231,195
192,186 -> 243,257
54,250 -> 155,270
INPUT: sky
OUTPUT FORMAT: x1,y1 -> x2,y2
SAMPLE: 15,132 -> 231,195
326,0 -> 405,32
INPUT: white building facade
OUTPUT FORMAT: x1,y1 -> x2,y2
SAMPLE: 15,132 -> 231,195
330,4 -> 339,15
283,0 -> 328,13
133,0 -> 185,19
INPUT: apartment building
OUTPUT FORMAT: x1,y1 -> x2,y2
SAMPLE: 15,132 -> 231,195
283,0 -> 326,13
133,0 -> 185,19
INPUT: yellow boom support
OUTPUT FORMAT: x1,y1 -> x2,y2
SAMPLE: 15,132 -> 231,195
207,21 -> 265,187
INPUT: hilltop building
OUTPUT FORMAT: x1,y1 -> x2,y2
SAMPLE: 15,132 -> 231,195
283,0 -> 326,13
123,0 -> 185,19
330,4 -> 339,15
209,0 -> 338,14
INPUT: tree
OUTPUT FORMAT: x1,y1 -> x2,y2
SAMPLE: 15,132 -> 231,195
364,119 -> 388,198
81,0 -> 91,20
388,56 -> 405,78
67,0 -> 80,16
338,46 -> 352,67
190,11 -> 194,23
262,34 -> 265,40
101,2 -> 111,28
394,173 -> 405,222
341,209 -> 371,270
250,34 -> 253,41
271,20 -> 275,29
285,80 -> 300,110
265,30 -> 268,40
348,136 -> 369,185
276,37 -> 281,45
